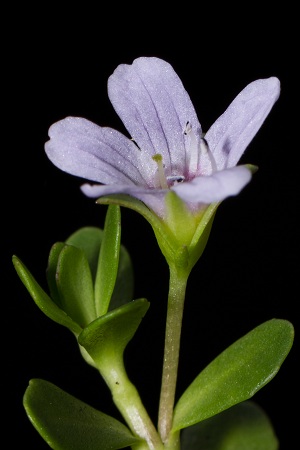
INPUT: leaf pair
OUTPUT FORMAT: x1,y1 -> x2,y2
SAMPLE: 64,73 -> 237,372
23,297 -> 151,450
23,318 -> 293,449
13,205 -> 134,337
14,207 -> 158,449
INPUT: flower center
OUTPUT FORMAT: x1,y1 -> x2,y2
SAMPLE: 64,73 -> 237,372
152,123 -> 217,190
184,121 -> 217,174
152,154 -> 185,189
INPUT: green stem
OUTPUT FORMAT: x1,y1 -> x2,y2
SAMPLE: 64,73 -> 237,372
158,265 -> 188,444
99,358 -> 164,450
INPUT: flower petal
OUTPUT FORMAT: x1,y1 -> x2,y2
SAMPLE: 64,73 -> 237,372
205,77 -> 280,169
172,166 -> 252,204
81,182 -> 167,217
45,117 -> 156,186
108,57 -> 202,177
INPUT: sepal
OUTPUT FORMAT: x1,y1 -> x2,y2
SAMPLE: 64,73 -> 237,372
97,193 -> 218,275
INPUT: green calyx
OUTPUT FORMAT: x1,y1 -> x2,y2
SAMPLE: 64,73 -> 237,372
97,192 -> 219,276
162,191 -> 218,271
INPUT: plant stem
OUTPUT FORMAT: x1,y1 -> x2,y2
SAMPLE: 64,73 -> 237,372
158,265 -> 188,444
99,359 -> 164,450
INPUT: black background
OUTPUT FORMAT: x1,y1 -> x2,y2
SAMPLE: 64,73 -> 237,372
4,6 -> 298,449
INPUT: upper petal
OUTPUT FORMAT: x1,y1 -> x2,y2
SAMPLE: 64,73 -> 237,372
45,117 -> 156,186
172,166 -> 252,204
108,57 -> 202,177
205,77 -> 280,169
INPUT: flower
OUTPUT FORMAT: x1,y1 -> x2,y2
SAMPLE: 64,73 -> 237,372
45,57 -> 280,220
45,58 -> 281,271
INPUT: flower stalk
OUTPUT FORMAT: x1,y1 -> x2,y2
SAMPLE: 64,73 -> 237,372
158,265 -> 189,444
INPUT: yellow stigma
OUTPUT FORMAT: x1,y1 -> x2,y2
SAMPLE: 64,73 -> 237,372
152,154 -> 168,189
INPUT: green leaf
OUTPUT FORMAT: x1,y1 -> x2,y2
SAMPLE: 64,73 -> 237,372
24,378 -> 141,450
110,244 -> 134,310
172,319 -> 294,430
66,224 -> 134,312
180,401 -> 279,450
12,255 -> 82,334
46,242 -> 65,307
78,299 -> 150,367
66,226 -> 104,282
94,205 -> 121,317
56,245 -> 96,327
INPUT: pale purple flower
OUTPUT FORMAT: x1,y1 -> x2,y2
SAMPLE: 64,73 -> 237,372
45,57 -> 280,218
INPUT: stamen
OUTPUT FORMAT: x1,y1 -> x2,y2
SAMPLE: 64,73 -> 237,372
167,175 -> 185,184
184,121 -> 199,174
152,154 -> 168,189
130,138 -> 141,150
200,136 -> 218,172
183,121 -> 191,135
